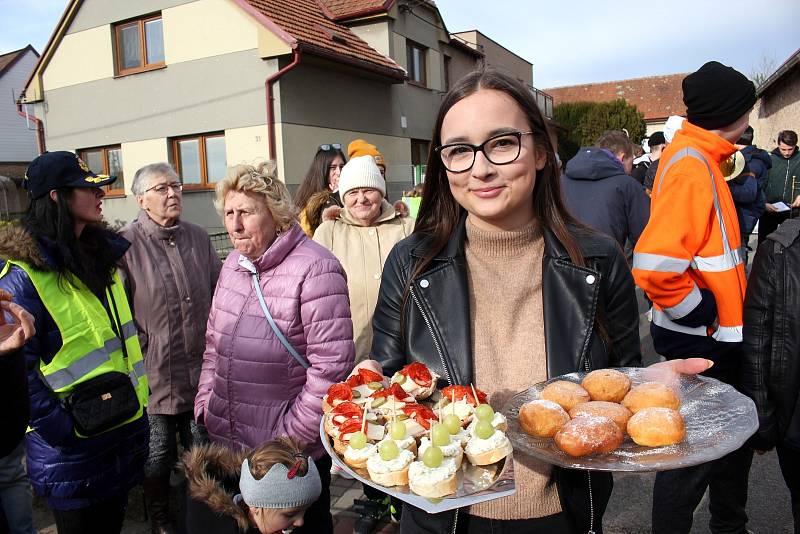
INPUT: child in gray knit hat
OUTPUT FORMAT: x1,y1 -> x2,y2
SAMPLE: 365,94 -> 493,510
183,437 -> 321,534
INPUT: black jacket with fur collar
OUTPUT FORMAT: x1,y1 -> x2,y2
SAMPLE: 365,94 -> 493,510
182,444 -> 259,534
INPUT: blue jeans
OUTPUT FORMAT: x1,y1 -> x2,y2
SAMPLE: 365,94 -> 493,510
0,440 -> 35,534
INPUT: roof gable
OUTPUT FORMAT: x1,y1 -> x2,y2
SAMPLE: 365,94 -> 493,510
0,45 -> 39,78
242,0 -> 404,78
546,73 -> 687,121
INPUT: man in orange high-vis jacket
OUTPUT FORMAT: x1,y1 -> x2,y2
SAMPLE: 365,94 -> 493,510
634,61 -> 756,534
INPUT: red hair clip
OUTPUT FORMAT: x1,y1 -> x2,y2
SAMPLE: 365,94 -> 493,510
287,453 -> 306,479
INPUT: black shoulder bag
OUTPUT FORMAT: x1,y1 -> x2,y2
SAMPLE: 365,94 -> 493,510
63,288 -> 140,437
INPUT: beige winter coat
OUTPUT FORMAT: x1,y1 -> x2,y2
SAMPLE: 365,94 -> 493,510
313,200 -> 414,362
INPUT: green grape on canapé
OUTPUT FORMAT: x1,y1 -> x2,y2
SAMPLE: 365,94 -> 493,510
475,420 -> 495,439
443,414 -> 461,435
430,423 -> 450,446
475,403 -> 494,422
378,439 -> 399,461
422,445 -> 444,468
349,431 -> 367,449
389,420 -> 407,440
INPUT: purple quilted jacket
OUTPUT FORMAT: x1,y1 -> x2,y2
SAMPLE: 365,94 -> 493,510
195,224 -> 354,458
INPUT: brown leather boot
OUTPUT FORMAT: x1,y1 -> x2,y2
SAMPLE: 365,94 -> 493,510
143,475 -> 176,534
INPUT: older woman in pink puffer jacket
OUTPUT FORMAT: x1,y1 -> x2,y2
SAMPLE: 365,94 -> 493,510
194,161 -> 354,534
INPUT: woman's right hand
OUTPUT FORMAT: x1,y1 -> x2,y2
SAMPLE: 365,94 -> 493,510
0,300 -> 35,356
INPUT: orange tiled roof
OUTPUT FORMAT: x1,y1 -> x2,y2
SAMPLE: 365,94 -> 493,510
244,0 -> 405,79
319,0 -> 393,20
545,73 -> 688,122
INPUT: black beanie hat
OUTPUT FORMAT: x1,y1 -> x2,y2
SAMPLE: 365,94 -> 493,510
682,61 -> 756,130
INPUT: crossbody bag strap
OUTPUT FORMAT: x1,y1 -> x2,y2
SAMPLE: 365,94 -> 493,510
250,273 -> 310,369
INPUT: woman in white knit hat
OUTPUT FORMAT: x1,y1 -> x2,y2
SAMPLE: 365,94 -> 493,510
312,155 -> 413,532
314,155 -> 414,364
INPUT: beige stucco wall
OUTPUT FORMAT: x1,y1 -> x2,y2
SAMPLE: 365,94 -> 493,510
225,124 -> 270,167
452,30 -> 532,86
749,67 -> 800,150
348,21 -> 391,59
645,120 -> 667,137
42,0 -> 278,92
120,138 -> 171,194
278,123 -> 412,193
43,26 -> 114,91
163,0 -> 260,64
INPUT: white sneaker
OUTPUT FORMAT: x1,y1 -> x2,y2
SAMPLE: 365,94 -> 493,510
330,463 -> 354,479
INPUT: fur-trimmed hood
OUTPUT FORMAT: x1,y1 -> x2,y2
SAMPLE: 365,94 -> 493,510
181,444 -> 251,532
0,224 -> 48,270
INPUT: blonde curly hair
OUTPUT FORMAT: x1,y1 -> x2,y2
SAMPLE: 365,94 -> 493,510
214,161 -> 298,232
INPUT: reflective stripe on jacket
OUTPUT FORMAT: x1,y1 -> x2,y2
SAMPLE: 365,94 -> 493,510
633,122 -> 746,342
2,260 -> 148,428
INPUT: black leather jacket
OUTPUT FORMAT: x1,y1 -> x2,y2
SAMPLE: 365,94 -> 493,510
371,216 -> 641,534
742,219 -> 800,451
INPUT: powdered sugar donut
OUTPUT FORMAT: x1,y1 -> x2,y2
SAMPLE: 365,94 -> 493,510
519,399 -> 570,438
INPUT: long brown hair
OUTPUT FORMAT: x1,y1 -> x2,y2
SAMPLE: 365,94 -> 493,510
294,147 -> 346,211
409,68 -> 586,281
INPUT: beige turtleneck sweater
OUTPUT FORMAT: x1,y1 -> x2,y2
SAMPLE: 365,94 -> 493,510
464,217 -> 562,520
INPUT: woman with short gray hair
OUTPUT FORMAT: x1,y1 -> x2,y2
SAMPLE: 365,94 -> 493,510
120,162 -> 222,534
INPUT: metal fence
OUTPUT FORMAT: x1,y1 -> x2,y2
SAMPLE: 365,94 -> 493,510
209,231 -> 233,260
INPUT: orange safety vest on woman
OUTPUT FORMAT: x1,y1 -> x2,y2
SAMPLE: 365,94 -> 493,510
633,121 -> 746,345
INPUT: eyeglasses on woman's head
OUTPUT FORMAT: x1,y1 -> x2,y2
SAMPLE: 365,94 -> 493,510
318,143 -> 342,152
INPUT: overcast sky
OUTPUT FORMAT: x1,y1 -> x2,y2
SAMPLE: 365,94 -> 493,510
2,0 -> 798,89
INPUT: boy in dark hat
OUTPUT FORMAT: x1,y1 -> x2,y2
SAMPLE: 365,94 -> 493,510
632,61 -> 756,534
632,131 -> 666,185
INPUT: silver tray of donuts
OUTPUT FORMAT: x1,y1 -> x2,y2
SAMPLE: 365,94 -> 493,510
502,367 -> 758,472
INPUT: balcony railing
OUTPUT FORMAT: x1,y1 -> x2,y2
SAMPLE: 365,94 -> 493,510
530,87 -> 554,119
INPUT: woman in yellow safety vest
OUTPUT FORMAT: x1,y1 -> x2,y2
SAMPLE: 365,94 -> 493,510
0,151 -> 149,534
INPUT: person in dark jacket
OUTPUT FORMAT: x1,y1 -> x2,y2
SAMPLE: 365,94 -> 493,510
368,68 -> 711,534
562,130 -> 650,249
742,218 -> 800,533
0,152 -> 150,534
736,126 -> 772,239
0,298 -> 36,534
120,163 -> 222,534
759,130 -> 800,243
632,131 -> 666,185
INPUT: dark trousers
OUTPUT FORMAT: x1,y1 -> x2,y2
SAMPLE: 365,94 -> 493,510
652,445 -> 754,534
52,494 -> 128,534
758,210 -> 792,244
777,444 -> 800,534
146,412 -> 205,477
293,454 -> 333,534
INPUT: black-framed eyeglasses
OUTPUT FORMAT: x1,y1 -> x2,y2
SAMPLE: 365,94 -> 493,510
435,131 -> 534,173
318,143 -> 342,152
145,182 -> 183,195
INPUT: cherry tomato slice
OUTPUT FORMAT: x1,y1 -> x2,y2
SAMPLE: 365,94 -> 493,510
371,382 -> 408,400
345,374 -> 365,388
400,362 -> 432,387
358,368 -> 384,383
331,401 -> 362,419
338,419 -> 362,437
327,383 -> 352,402
401,403 -> 439,429
441,385 -> 487,406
